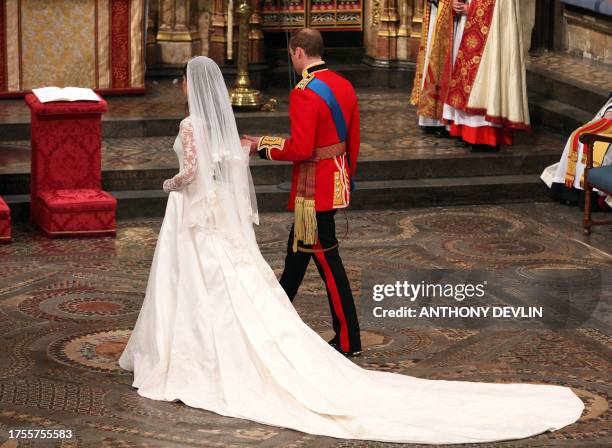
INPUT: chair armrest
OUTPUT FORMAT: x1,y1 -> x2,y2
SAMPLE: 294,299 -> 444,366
579,132 -> 612,169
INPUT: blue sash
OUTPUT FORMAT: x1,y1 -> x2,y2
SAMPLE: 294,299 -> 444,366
306,77 -> 356,190
306,78 -> 347,142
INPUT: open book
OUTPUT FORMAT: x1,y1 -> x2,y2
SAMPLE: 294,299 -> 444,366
32,87 -> 100,103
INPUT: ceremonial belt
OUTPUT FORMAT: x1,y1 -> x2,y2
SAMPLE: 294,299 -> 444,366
292,77 -> 350,253
293,142 -> 346,253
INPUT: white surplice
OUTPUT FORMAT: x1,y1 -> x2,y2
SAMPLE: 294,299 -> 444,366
541,97 -> 612,207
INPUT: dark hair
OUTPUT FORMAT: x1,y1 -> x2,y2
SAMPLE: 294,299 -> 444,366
289,28 -> 324,57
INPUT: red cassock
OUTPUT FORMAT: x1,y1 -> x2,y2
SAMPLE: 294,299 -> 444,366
257,61 -> 360,213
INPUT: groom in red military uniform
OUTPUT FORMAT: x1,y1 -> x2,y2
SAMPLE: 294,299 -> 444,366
244,28 -> 361,357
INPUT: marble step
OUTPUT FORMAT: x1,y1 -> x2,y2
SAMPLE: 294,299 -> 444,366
0,69 -> 597,143
0,95 -> 586,142
528,91 -> 594,135
526,59 -> 609,116
0,151 -> 559,196
4,174 -> 551,223
0,112 -> 290,142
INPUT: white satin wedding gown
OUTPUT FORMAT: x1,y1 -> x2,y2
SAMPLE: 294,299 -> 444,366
119,117 -> 584,445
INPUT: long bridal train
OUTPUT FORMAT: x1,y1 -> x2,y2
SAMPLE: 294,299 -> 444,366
118,198 -> 583,444
119,56 -> 584,445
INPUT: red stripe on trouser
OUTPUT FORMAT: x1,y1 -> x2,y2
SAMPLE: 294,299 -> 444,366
313,241 -> 350,352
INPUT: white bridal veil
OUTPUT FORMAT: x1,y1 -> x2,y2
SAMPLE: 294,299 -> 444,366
183,56 -> 259,239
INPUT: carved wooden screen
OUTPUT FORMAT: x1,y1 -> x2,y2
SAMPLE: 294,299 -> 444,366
262,0 -> 363,31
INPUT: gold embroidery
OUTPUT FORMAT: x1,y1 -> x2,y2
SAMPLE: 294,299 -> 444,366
410,1 -> 432,106
332,170 -> 349,208
257,135 -> 285,159
301,61 -> 326,78
467,36 -> 478,49
414,0 -> 454,120
296,73 -> 315,90
565,119 -> 612,187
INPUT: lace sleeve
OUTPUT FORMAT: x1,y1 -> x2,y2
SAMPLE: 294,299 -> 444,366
163,118 -> 198,192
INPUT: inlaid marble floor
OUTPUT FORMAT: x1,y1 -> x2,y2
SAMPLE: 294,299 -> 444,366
528,52 -> 612,92
0,202 -> 610,447
0,88 -> 563,175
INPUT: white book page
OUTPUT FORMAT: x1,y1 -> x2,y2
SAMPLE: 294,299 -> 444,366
32,86 -> 99,102
33,87 -> 69,103
64,87 -> 100,102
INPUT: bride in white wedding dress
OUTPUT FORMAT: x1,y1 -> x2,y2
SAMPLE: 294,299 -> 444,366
119,56 -> 584,444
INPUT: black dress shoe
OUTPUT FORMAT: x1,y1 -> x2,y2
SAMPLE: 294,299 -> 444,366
329,340 -> 362,357
434,128 -> 451,138
339,349 -> 362,358
328,339 -> 361,358
470,144 -> 500,153
420,126 -> 437,134
454,138 -> 470,148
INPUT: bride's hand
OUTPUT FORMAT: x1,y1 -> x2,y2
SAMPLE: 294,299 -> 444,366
240,138 -> 254,153
242,135 -> 261,157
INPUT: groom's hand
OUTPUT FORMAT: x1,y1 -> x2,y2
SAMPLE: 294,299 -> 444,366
242,135 -> 261,157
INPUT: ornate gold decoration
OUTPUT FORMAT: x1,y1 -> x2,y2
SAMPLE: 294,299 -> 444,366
229,0 -> 263,109
296,73 -> 315,90
410,0 -> 425,38
258,136 -> 285,151
156,0 -> 198,42
227,0 -> 234,60
373,0 -> 381,26
155,30 -> 199,41
397,0 -> 411,37
261,98 -> 278,112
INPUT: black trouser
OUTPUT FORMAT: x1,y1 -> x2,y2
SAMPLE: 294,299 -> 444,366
280,210 -> 361,352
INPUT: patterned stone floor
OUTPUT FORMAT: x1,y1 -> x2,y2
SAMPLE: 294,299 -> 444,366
528,52 -> 612,92
0,202 -> 610,447
0,89 -> 563,175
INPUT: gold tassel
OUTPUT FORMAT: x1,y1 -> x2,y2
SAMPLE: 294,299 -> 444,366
303,199 -> 317,245
293,196 -> 305,252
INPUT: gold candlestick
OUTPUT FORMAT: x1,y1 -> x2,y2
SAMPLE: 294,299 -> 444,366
230,0 -> 263,109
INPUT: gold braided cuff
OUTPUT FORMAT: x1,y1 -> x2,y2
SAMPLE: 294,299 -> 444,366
257,136 -> 286,160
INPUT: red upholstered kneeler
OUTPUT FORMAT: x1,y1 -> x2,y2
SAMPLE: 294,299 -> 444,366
0,196 -> 10,243
25,94 -> 116,238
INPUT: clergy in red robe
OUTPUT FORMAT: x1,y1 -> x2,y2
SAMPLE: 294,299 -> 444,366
443,0 -> 530,151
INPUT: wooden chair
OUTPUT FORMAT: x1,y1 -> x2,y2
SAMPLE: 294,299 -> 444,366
580,132 -> 612,235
